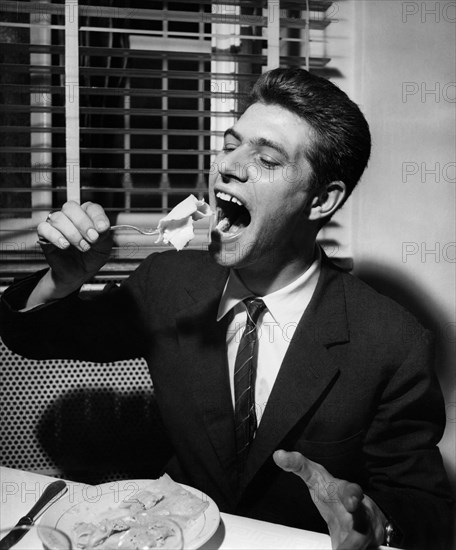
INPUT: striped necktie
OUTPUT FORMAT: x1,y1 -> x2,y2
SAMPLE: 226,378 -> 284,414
234,297 -> 266,474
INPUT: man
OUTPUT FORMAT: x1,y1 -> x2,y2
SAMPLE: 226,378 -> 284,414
0,68 -> 453,549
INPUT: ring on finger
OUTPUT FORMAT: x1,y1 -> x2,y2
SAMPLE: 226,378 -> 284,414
45,209 -> 60,223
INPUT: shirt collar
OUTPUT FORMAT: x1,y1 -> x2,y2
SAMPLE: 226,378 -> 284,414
217,245 -> 322,326
217,269 -> 252,322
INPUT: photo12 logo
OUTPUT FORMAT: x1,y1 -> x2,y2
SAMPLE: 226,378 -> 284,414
0,242 -> 44,261
402,1 -> 456,23
0,2 -> 137,23
204,1 -> 339,24
402,82 -> 456,103
402,242 -> 455,263
402,161 -> 456,183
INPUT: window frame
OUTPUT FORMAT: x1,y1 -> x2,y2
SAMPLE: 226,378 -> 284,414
0,0 -> 336,287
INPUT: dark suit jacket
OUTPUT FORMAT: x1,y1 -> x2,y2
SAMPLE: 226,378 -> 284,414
0,250 -> 453,549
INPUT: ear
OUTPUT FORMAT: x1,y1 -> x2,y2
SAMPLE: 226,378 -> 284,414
308,181 -> 347,221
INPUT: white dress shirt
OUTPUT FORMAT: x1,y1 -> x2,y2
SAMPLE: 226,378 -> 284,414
217,247 -> 321,425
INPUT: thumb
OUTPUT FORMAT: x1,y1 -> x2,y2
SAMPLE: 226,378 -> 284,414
273,450 -> 314,483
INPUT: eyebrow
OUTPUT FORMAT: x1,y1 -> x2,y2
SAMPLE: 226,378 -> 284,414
224,128 -> 290,161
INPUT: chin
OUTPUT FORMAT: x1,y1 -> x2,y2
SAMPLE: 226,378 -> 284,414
209,242 -> 240,268
209,232 -> 265,271
208,234 -> 241,267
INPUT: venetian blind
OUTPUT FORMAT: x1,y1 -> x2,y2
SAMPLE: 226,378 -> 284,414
0,0 -> 335,286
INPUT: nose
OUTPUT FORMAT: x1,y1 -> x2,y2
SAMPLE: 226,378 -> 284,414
217,148 -> 249,183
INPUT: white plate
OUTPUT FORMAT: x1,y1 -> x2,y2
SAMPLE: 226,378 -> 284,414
39,479 -> 220,550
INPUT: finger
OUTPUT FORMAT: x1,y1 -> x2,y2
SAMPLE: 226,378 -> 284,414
46,208 -> 90,252
81,201 -> 110,233
337,529 -> 372,550
61,200 -> 104,244
339,481 -> 364,513
352,503 -> 371,537
37,221 -> 70,250
338,482 -> 371,536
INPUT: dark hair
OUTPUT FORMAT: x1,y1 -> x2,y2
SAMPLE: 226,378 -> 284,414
244,68 -> 371,206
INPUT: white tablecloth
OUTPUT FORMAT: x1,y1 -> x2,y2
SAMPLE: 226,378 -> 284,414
0,466 -> 395,549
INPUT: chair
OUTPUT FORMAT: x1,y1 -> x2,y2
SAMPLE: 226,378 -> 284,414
0,338 -> 173,484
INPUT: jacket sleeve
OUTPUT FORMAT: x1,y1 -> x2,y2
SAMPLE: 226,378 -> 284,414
363,328 -> 454,550
0,255 -> 159,363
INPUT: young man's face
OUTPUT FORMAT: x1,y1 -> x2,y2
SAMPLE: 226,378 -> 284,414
209,102 -> 316,270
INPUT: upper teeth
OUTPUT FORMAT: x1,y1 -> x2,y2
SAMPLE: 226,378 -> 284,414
216,191 -> 243,206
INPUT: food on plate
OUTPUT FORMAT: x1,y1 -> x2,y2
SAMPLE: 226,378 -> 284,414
155,194 -> 213,250
73,474 -> 208,549
74,517 -> 179,549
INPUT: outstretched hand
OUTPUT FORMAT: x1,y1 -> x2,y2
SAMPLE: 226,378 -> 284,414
273,450 -> 385,550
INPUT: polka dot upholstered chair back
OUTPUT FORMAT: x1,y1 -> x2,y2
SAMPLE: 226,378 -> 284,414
0,338 -> 173,484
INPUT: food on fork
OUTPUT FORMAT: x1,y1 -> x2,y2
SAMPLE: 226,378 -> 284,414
73,474 -> 208,549
155,194 -> 213,251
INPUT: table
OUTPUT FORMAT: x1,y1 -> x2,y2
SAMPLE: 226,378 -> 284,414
0,466 -> 395,549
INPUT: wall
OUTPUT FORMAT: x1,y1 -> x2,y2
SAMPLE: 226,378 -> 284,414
327,0 -> 455,500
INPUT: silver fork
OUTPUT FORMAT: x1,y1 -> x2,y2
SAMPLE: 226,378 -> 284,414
110,224 -> 159,236
38,224 -> 159,246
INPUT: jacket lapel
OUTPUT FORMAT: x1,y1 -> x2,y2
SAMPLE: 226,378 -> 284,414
242,258 -> 350,490
174,254 -> 351,499
175,266 -> 238,497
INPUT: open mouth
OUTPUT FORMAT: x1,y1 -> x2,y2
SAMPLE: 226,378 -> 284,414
215,191 -> 251,236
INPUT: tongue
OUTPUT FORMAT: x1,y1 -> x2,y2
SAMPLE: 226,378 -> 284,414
216,217 -> 231,232
216,216 -> 245,235
228,219 -> 244,234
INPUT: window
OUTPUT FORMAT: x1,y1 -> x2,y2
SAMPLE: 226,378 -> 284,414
0,0 -> 335,287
